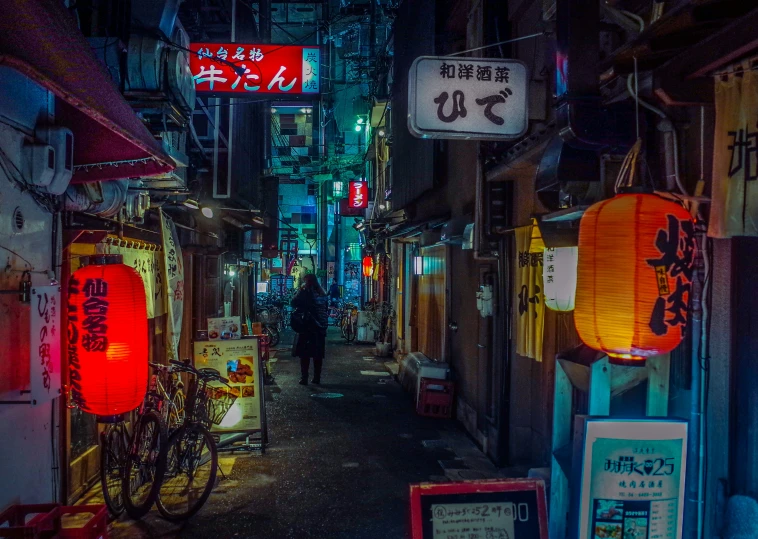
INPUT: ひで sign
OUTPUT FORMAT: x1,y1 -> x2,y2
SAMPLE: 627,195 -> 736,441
189,43 -> 319,95
408,56 -> 528,140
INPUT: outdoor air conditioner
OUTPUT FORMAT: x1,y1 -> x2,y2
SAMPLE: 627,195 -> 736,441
26,126 -> 74,195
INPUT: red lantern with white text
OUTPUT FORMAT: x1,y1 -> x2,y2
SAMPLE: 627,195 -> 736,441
349,181 -> 368,209
574,193 -> 695,364
68,256 -> 148,417
362,255 -> 374,277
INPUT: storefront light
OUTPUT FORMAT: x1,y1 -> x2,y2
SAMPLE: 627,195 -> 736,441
355,124 -> 363,132
333,181 -> 344,198
413,256 -> 425,276
201,206 -> 214,218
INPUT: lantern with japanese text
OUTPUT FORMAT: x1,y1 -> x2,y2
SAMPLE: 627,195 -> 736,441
543,246 -> 578,312
574,193 -> 696,364
362,255 -> 374,277
68,256 -> 148,417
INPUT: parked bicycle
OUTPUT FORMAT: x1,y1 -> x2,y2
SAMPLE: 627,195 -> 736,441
340,302 -> 358,343
99,361 -> 184,519
156,359 -> 236,521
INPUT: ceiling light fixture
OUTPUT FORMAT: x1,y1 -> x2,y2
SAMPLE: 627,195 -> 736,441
183,198 -> 200,210
201,207 -> 214,218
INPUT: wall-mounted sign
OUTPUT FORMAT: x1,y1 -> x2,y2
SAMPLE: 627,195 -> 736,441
408,56 -> 528,140
576,418 -> 687,539
193,339 -> 264,434
189,43 -> 319,95
30,285 -> 61,405
410,478 -> 549,539
348,181 -> 368,209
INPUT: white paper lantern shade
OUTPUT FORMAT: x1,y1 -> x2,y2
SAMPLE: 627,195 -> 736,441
543,247 -> 578,312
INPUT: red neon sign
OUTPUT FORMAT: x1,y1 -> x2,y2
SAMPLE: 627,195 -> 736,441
348,181 -> 368,209
189,43 -> 320,95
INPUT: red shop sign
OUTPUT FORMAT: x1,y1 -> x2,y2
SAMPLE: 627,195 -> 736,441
348,181 -> 368,209
189,43 -> 320,95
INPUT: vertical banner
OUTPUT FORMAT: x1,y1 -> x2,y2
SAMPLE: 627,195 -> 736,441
160,211 -> 184,360
31,285 -> 61,404
577,419 -> 687,539
709,65 -> 758,237
515,222 -> 545,360
96,243 -> 163,319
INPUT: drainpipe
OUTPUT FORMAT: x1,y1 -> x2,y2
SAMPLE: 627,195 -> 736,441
474,148 -> 497,261
684,248 -> 703,539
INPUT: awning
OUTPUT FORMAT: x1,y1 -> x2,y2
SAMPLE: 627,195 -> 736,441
0,0 -> 175,183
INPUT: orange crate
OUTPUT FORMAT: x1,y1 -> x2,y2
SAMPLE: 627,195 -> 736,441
36,505 -> 108,539
416,378 -> 454,418
0,504 -> 59,539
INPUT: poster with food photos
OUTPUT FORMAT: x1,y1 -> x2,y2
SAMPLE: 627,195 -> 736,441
578,419 -> 687,539
193,339 -> 263,434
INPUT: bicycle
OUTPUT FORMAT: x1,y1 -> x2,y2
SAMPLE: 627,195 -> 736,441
156,360 -> 236,521
340,302 -> 358,343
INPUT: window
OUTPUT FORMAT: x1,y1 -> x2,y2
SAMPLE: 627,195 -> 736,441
307,183 -> 317,197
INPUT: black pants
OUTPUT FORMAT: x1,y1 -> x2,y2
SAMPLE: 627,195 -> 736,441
300,356 -> 323,381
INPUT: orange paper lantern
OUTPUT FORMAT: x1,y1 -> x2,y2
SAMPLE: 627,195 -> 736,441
68,257 -> 148,416
362,255 -> 374,277
574,193 -> 696,363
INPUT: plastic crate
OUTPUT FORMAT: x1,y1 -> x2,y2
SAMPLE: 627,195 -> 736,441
416,378 -> 454,418
0,504 -> 58,538
36,505 -> 108,539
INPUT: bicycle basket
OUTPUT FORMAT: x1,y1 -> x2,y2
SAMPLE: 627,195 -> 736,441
206,387 -> 239,425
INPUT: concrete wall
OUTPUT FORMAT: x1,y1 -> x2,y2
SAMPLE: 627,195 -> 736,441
0,67 -> 57,507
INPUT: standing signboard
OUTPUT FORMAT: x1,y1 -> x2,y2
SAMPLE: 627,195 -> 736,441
189,43 -> 319,96
575,418 -> 687,539
410,479 -> 549,539
193,339 -> 266,437
408,56 -> 528,140
207,316 -> 242,340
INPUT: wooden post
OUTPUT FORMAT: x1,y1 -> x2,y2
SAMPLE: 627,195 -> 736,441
550,361 -> 572,539
646,354 -> 671,417
588,356 -> 611,415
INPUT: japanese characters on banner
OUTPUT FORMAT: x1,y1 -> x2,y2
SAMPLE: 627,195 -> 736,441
160,211 -> 184,360
348,181 -> 368,209
193,340 -> 263,434
31,285 -> 61,404
709,64 -> 758,237
408,56 -> 528,140
515,222 -> 545,360
96,243 -> 163,319
189,43 -> 319,95
578,419 -> 687,539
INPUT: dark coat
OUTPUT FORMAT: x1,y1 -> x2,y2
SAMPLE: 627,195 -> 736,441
291,288 -> 328,359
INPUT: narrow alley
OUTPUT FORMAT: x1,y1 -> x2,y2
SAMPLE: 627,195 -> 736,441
81,329 -> 504,538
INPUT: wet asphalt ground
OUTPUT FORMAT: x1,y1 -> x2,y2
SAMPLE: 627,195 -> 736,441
84,328 -> 504,538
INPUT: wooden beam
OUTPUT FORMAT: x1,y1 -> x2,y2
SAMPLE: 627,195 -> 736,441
557,358 -> 590,392
610,363 -> 650,398
646,354 -> 671,416
588,356 -> 611,415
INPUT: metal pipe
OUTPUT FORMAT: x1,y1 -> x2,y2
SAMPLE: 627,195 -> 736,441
685,254 -> 704,539
474,147 -> 497,261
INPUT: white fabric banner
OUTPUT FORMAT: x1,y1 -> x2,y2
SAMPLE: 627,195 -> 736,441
160,211 -> 184,360
96,243 -> 163,319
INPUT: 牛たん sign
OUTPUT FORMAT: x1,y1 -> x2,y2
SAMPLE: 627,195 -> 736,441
408,56 -> 528,140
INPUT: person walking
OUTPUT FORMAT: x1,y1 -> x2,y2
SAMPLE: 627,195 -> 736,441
291,274 -> 328,385
328,278 -> 341,306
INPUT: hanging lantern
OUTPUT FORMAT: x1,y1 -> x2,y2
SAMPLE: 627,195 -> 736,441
543,246 -> 578,312
68,256 -> 148,417
574,193 -> 696,364
362,255 -> 374,277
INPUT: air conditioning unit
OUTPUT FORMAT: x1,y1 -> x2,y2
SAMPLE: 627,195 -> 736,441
25,126 -> 74,195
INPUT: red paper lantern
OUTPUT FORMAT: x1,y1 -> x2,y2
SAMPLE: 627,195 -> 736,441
362,255 -> 374,277
574,193 -> 696,364
68,257 -> 148,416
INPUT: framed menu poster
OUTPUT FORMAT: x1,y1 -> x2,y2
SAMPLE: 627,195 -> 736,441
193,339 -> 265,435
410,478 -> 548,539
574,418 -> 687,539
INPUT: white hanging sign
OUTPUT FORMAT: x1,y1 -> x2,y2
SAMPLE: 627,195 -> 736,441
408,56 -> 528,140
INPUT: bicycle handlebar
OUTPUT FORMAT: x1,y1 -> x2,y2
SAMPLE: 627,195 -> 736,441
169,359 -> 230,385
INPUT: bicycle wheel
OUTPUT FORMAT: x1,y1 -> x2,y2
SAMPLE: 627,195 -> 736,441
100,424 -> 126,518
263,324 -> 280,347
167,389 -> 185,431
156,424 -> 218,521
345,319 -> 356,342
123,410 -> 165,519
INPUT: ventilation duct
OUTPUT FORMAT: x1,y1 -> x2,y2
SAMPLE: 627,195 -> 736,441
130,0 -> 180,39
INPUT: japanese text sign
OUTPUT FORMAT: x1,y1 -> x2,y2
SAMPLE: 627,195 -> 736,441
348,181 -> 368,209
189,43 -> 320,95
576,418 -> 687,539
410,478 -> 548,539
31,285 -> 61,405
408,56 -> 528,140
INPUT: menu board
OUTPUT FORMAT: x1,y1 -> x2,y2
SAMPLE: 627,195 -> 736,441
577,419 -> 687,539
193,339 -> 263,434
410,479 -> 548,539
208,316 -> 242,340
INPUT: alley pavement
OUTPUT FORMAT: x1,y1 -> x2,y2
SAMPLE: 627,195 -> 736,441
83,328 -> 506,538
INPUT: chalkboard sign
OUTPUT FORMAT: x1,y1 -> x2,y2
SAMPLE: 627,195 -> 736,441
410,478 -> 548,539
